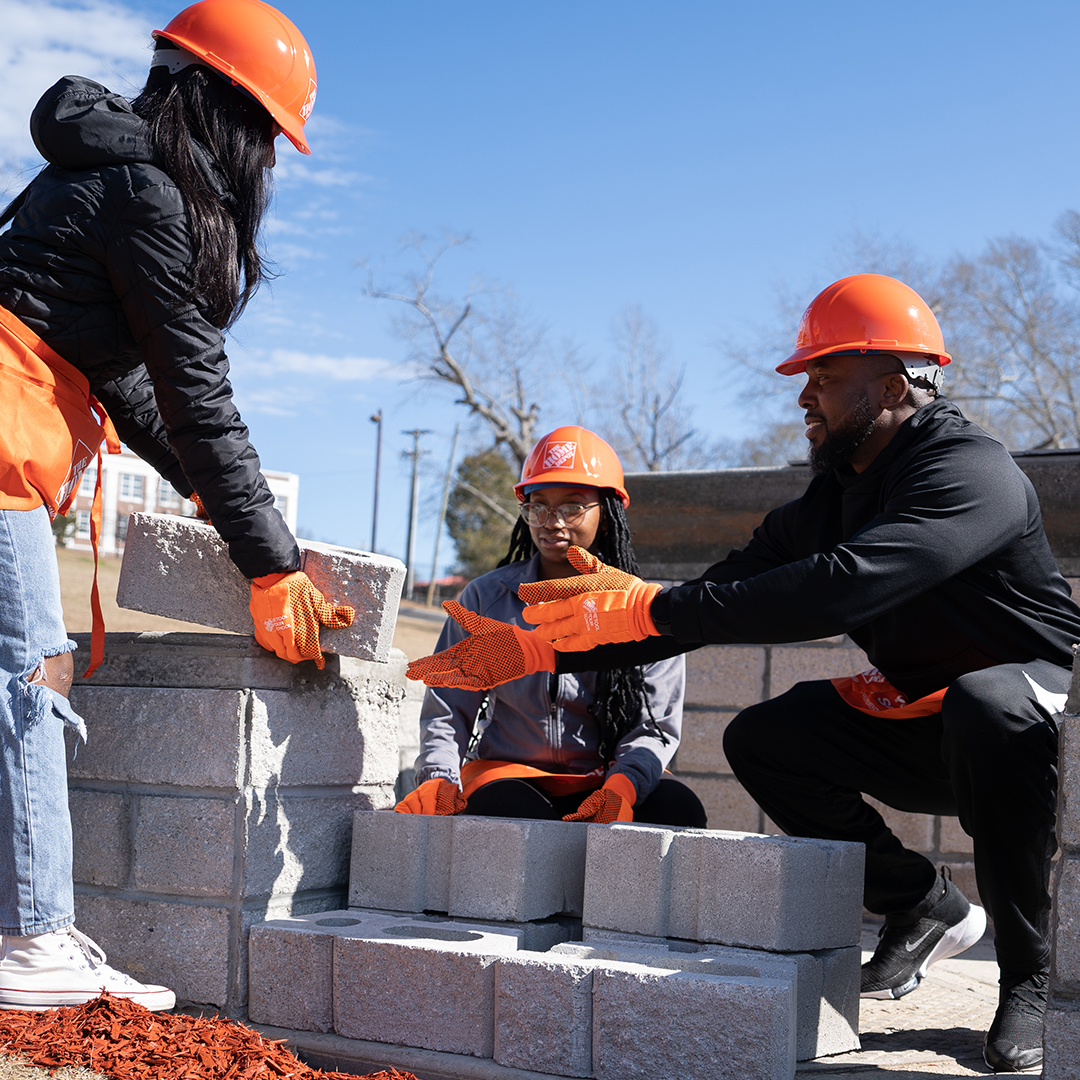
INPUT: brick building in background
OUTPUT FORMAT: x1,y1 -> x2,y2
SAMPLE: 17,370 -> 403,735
61,449 -> 299,557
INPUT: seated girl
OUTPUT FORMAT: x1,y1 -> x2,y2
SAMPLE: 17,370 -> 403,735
396,425 -> 706,827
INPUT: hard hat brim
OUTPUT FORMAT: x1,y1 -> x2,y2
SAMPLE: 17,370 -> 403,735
776,341 -> 952,376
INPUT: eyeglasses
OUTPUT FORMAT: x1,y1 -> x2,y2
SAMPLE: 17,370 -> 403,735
519,502 -> 599,528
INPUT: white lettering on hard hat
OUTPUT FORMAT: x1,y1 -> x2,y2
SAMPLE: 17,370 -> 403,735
582,597 -> 600,632
300,79 -> 317,121
542,441 -> 577,470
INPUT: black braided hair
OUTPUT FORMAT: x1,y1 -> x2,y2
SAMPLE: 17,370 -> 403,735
497,489 -> 668,763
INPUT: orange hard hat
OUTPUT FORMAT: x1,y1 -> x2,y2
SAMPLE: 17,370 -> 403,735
515,426 -> 629,508
154,0 -> 317,155
777,274 -> 951,376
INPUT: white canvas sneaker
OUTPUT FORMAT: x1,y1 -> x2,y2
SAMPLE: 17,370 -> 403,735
0,926 -> 175,1011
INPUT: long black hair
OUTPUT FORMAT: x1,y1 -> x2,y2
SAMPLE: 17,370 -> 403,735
130,40 -> 277,329
498,489 -> 668,761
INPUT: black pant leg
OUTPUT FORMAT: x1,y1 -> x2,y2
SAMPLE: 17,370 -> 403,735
635,777 -> 708,828
461,778 -> 563,820
723,680 -> 952,914
941,659 -> 1068,974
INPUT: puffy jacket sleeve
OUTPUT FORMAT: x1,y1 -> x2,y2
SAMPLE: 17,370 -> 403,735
105,177 -> 299,578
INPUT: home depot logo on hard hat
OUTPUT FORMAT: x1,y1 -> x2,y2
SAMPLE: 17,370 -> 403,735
542,441 -> 577,470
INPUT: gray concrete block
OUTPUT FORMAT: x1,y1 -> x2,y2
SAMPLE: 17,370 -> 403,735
449,816 -> 589,921
116,512 -> 405,662
332,916 -> 524,1056
1059,713 -> 1080,853
671,830 -> 865,951
494,953 -> 596,1077
673,707 -> 740,774
71,631 -> 296,691
73,893 -> 230,1007
684,646 -> 766,708
582,825 -> 677,937
1044,1004 -> 1080,1080
349,811 -> 454,913
1052,857 -> 1080,992
248,677 -> 400,789
244,791 -> 382,897
591,965 -> 796,1080
249,922 -> 334,1032
67,686 -> 245,788
69,790 -> 129,888
133,795 -> 236,897
768,643 -> 865,699
584,826 -> 863,952
553,936 -> 857,1061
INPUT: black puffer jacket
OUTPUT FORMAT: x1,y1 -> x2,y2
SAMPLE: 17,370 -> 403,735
0,77 -> 299,578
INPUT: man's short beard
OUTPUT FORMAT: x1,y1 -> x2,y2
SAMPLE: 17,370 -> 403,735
809,393 -> 878,475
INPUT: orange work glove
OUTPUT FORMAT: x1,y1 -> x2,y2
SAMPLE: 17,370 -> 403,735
406,601 -> 557,689
519,547 -> 662,651
563,772 -> 637,823
190,493 -> 210,521
394,778 -> 467,815
249,571 -> 355,670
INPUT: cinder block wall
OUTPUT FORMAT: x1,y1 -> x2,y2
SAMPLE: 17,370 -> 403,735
67,632 -> 402,1013
623,451 -> 1080,913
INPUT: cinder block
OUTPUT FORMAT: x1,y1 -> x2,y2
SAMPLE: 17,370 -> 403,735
449,816 -> 588,921
133,795 -> 236,897
349,811 -> 454,913
591,965 -> 796,1080
116,512 -> 405,662
584,826 -> 863,952
68,686 -> 245,787
939,815 -> 974,854
768,644 -> 865,698
672,830 -> 864,950
582,825 -> 678,937
1052,858 -> 1080,992
673,706 -> 739,775
494,953 -> 596,1077
69,790 -> 129,888
248,921 -> 335,1032
684,646 -> 766,708
349,811 -> 589,921
865,797 -> 935,851
676,774 -> 761,831
1044,1004 -> 1080,1080
73,893 -> 230,1007
554,936 -> 859,1061
247,668 -> 402,789
1059,713 -> 1080,853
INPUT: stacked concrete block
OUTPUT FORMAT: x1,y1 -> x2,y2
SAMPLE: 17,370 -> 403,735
116,512 -> 406,661
556,936 -> 859,1060
66,631 -> 404,1013
1045,648 -> 1080,1077
582,824 -> 864,951
349,810 -> 589,921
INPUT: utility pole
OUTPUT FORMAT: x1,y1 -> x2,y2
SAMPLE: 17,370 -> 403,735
426,423 -> 460,607
401,428 -> 431,600
369,411 -> 382,552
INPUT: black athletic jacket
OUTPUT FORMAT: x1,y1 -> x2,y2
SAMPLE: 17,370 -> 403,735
0,77 -> 299,579
560,399 -> 1080,701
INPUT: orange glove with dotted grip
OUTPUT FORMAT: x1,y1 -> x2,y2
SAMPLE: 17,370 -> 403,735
563,772 -> 637,823
406,601 -> 556,689
519,547 -> 662,651
394,778 -> 467,815
249,571 -> 355,670
191,493 -> 210,521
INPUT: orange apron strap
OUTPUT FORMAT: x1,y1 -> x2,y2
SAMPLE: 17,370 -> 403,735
82,450 -> 106,680
831,669 -> 947,718
460,758 -> 604,800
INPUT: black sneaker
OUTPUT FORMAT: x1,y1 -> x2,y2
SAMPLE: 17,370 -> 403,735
861,867 -> 987,999
983,971 -> 1047,1073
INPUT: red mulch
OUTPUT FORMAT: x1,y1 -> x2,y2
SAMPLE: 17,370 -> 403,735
0,994 -> 420,1080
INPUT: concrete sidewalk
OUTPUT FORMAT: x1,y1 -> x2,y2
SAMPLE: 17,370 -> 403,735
800,923 -> 1002,1078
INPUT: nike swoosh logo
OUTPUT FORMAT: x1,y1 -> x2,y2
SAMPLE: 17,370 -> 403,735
905,929 -> 934,952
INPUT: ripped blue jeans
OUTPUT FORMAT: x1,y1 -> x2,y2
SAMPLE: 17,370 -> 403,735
0,506 -> 85,935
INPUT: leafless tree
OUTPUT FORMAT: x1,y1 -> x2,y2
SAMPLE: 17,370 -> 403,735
362,234 -> 546,466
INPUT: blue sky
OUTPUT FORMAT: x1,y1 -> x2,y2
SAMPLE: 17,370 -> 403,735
3,0 -> 1080,575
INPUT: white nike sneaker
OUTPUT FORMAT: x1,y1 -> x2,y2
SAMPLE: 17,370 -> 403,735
0,926 -> 176,1011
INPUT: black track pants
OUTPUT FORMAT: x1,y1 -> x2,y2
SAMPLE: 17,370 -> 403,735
723,660 -> 1069,974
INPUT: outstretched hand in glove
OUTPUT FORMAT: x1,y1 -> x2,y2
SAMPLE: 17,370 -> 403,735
250,571 -> 355,670
519,547 -> 663,651
563,772 -> 636,823
406,601 -> 556,689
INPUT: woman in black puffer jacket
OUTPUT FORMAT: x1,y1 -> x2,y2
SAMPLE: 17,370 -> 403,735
0,0 -> 349,1012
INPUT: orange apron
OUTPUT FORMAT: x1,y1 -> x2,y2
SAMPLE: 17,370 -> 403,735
832,667 -> 947,718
